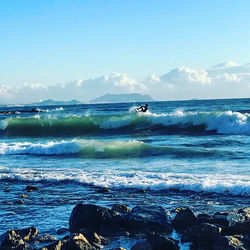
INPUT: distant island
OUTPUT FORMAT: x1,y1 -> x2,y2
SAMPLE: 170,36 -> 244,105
91,93 -> 154,103
29,99 -> 82,106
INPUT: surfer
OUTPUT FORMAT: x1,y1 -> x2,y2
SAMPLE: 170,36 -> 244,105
136,104 -> 149,113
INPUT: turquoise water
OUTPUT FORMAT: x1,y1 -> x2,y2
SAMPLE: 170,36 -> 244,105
0,99 -> 249,235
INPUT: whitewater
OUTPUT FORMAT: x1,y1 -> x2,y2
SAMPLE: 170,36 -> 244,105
0,98 -> 249,236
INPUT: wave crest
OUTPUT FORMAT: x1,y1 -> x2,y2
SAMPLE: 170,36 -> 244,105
0,110 -> 249,136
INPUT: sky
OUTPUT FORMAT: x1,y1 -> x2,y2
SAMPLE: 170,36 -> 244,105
0,0 -> 250,103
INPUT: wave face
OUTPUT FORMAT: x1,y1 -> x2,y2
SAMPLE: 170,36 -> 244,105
0,110 -> 250,136
0,166 -> 249,197
0,139 -> 224,158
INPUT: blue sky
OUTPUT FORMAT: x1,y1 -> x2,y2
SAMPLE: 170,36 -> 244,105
1,0 -> 250,86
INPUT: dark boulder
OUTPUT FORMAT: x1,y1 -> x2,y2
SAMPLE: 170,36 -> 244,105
122,205 -> 172,234
212,211 -> 249,235
57,228 -> 68,235
111,204 -> 130,214
185,223 -> 222,247
0,230 -> 29,250
238,207 -> 250,215
35,234 -> 57,243
69,203 -> 121,236
26,185 -> 39,192
214,235 -> 247,250
42,234 -> 96,250
15,227 -> 38,241
172,207 -> 197,230
146,233 -> 180,250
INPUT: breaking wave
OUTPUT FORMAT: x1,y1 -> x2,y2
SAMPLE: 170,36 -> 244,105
0,139 -> 224,158
0,166 -> 249,196
0,110 -> 250,136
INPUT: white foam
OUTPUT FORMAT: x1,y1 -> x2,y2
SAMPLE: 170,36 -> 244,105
0,140 -> 81,155
1,167 -> 249,196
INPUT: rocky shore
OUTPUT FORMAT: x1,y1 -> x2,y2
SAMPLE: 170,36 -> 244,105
0,202 -> 249,249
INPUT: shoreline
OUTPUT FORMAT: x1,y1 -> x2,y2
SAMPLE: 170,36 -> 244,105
1,185 -> 249,249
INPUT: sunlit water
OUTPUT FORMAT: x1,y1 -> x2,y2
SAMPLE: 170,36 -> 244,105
0,99 -> 249,241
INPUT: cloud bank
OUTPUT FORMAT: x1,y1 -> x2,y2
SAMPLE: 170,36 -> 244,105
0,61 -> 250,104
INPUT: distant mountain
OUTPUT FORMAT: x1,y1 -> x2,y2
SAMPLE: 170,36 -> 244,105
91,93 -> 154,103
30,99 -> 82,106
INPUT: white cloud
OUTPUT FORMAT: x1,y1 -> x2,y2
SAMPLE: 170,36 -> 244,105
0,61 -> 249,104
160,67 -> 211,85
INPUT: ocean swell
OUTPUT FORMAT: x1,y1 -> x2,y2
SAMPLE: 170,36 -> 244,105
0,110 -> 249,136
0,139 -> 224,158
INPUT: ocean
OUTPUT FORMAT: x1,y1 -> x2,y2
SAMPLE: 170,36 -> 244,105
0,98 -> 249,243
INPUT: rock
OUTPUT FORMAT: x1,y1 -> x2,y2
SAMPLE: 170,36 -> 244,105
238,207 -> 250,215
96,187 -> 110,193
212,211 -> 249,235
112,204 -> 130,214
69,233 -> 93,248
14,199 -> 24,204
26,185 -> 39,192
42,235 -> 70,250
4,188 -> 10,192
0,230 -> 29,250
79,230 -> 102,245
36,234 -> 57,243
3,200 -> 12,204
172,207 -> 186,213
131,240 -> 152,250
56,228 -> 68,235
197,213 -> 214,224
146,233 -> 180,250
42,234 -> 96,250
122,205 -> 172,234
172,207 -> 197,230
15,227 -> 38,241
69,203 -> 120,236
185,223 -> 222,247
214,235 -> 247,250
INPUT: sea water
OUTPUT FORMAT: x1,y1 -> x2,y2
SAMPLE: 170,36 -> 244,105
0,99 -> 249,240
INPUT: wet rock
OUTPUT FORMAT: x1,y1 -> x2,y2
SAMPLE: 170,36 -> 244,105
146,233 -> 180,250
172,207 -> 186,213
96,187 -> 110,193
10,227 -> 38,242
172,207 -> 197,230
4,188 -> 10,192
79,230 -> 102,245
69,203 -> 121,236
131,240 -> 152,250
42,235 -> 70,250
111,204 -> 130,214
68,233 -> 95,250
214,235 -> 247,250
238,207 -> 250,215
36,234 -> 57,243
197,213 -> 214,224
212,211 -> 249,235
26,185 -> 39,192
135,189 -> 148,194
185,223 -> 222,247
0,230 -> 29,250
122,205 -> 172,234
57,228 -> 68,235
3,200 -> 12,204
14,199 -> 24,204
42,234 -> 96,250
